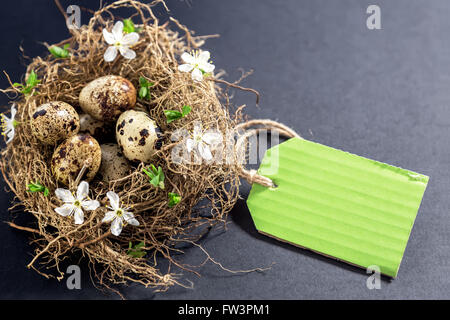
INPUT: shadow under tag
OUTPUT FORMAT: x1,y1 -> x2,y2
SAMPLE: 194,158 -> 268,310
246,138 -> 429,278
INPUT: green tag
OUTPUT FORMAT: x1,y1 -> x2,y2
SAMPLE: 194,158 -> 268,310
247,138 -> 429,278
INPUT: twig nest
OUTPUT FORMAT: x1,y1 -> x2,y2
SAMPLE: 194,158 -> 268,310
79,75 -> 137,122
31,101 -> 80,145
99,143 -> 131,182
116,110 -> 161,163
51,134 -> 102,185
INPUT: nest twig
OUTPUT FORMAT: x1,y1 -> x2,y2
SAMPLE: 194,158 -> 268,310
0,0 -> 256,294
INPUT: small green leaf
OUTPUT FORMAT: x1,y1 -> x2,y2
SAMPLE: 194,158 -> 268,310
164,105 -> 191,124
138,76 -> 153,100
49,44 -> 70,58
27,181 -> 49,196
16,70 -> 40,95
139,76 -> 147,86
182,105 -> 191,116
142,165 -> 165,189
123,19 -> 136,34
127,241 -> 146,258
139,86 -> 148,99
168,192 -> 181,208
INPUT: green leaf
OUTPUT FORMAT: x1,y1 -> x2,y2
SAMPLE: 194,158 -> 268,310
139,86 -> 148,99
127,241 -> 146,258
27,181 -> 49,196
142,165 -> 165,189
123,19 -> 136,34
139,76 -> 147,86
16,70 -> 40,95
138,76 -> 153,100
164,105 -> 191,124
182,105 -> 191,116
27,70 -> 39,86
49,44 -> 70,58
168,192 -> 181,208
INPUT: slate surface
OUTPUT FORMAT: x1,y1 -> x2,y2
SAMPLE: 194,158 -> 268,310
0,0 -> 447,299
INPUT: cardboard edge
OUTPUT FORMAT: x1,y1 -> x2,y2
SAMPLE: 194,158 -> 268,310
258,230 -> 396,279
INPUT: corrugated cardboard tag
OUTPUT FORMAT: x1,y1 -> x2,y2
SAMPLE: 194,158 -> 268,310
247,138 -> 429,277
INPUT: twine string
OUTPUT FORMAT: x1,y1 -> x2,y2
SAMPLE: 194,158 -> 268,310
236,119 -> 301,188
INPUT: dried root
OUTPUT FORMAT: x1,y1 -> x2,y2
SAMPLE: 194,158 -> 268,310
0,0 -> 257,294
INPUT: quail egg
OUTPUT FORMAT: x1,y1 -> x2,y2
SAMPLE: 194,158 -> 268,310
79,75 -> 137,122
31,101 -> 80,145
116,110 -> 162,163
79,113 -> 112,140
99,143 -> 131,182
51,134 -> 102,186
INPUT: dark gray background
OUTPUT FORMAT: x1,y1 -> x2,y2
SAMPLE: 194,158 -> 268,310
0,0 -> 447,299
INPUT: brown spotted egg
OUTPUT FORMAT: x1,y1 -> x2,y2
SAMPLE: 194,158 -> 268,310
99,143 -> 131,182
31,101 -> 80,145
51,134 -> 102,186
79,75 -> 137,122
116,110 -> 162,163
79,113 -> 112,140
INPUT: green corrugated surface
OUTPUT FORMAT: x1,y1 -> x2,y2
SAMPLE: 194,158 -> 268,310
247,138 -> 428,277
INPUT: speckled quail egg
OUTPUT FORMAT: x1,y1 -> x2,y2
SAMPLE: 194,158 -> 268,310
79,75 -> 137,122
51,134 -> 102,186
79,113 -> 112,139
99,143 -> 131,182
31,101 -> 80,145
116,110 -> 162,163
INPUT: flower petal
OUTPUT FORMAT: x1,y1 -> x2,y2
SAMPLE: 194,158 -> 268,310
199,62 -> 215,73
55,204 -> 74,217
102,211 -> 116,223
178,63 -> 193,73
5,128 -> 14,144
202,132 -> 221,145
55,188 -> 74,203
121,32 -> 139,46
127,218 -> 140,226
107,191 -> 120,210
198,51 -> 210,62
102,29 -> 116,45
119,47 -> 136,60
10,104 -> 16,120
81,200 -> 100,211
104,46 -> 118,62
111,217 -> 123,236
123,212 -> 139,226
112,21 -> 124,40
193,124 -> 203,137
181,52 -> 194,64
198,143 -> 212,161
77,181 -> 89,200
191,68 -> 203,82
186,138 -> 194,153
73,208 -> 84,225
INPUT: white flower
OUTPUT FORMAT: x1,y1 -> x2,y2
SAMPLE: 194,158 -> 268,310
55,181 -> 100,225
178,50 -> 215,82
1,104 -> 18,144
102,191 -> 139,236
186,124 -> 221,161
102,21 -> 139,62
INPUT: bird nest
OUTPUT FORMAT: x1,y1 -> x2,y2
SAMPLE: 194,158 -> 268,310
0,0 -> 262,296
